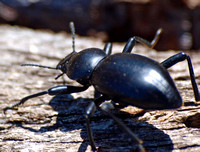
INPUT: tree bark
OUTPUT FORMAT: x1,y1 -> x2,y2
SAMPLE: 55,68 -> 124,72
0,25 -> 200,151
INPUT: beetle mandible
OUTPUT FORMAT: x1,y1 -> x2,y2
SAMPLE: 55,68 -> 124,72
4,22 -> 200,152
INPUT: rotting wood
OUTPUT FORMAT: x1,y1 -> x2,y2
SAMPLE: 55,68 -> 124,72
0,25 -> 200,151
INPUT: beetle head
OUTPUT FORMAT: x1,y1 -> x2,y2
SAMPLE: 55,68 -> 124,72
55,51 -> 77,79
65,48 -> 106,85
55,21 -> 77,79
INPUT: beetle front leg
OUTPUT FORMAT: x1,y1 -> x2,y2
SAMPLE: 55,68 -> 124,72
161,52 -> 200,101
85,102 -> 97,151
85,96 -> 106,151
3,85 -> 89,113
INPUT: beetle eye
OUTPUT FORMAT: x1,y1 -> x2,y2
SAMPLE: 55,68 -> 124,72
56,51 -> 77,74
56,65 -> 62,70
61,63 -> 67,72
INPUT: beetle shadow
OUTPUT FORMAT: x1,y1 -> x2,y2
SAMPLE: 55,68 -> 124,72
12,94 -> 174,152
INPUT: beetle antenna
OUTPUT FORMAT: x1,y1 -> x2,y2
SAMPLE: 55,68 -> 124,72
69,21 -> 76,52
21,64 -> 57,70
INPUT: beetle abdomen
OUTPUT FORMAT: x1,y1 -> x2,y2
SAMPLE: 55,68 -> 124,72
91,53 -> 182,110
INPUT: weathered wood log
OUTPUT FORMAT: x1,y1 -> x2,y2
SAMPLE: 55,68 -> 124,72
0,25 -> 200,151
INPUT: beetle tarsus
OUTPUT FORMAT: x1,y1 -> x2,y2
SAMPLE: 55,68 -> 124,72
3,85 -> 88,114
134,28 -> 162,48
3,91 -> 48,114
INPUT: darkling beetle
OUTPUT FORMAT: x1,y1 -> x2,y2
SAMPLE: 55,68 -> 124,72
4,22 -> 200,152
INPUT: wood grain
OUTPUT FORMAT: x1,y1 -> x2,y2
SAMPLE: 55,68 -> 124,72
0,25 -> 200,152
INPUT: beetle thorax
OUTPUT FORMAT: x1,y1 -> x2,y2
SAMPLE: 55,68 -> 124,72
66,48 -> 106,85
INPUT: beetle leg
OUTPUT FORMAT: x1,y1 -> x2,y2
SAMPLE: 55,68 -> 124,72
85,96 -> 106,151
100,102 -> 145,152
85,96 -> 145,151
3,85 -> 89,114
103,42 -> 112,55
122,37 -> 136,53
135,28 -> 162,49
161,52 -> 200,101
122,28 -> 162,53
85,102 -> 97,151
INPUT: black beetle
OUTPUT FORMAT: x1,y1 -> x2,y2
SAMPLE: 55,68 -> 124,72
4,22 -> 200,152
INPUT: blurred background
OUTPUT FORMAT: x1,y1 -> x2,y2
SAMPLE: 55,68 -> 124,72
0,0 -> 200,51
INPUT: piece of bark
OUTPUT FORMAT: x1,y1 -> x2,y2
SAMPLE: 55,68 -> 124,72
0,25 -> 200,151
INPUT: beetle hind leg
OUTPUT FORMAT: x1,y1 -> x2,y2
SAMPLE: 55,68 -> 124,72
122,28 -> 162,53
161,52 -> 200,101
